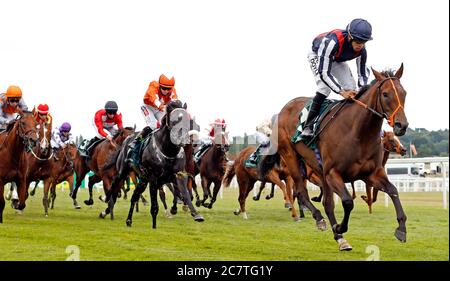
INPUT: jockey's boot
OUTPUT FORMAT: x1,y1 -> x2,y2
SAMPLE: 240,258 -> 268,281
194,143 -> 210,164
301,92 -> 326,138
80,137 -> 98,158
126,126 -> 153,172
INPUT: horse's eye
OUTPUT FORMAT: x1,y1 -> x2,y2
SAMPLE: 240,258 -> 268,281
383,92 -> 388,98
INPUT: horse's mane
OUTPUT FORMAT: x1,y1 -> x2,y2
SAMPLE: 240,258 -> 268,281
112,126 -> 134,140
166,100 -> 183,113
354,69 -> 396,100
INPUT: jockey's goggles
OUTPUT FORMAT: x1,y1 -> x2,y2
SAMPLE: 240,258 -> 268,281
8,98 -> 20,103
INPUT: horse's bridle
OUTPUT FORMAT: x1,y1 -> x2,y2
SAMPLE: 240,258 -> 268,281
375,77 -> 404,127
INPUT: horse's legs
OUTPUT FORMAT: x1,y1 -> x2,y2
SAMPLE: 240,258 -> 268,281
253,182 -> 265,201
267,173 -> 298,220
234,176 -> 255,219
323,170 -> 354,251
200,176 -> 211,207
50,184 -> 57,210
125,180 -> 148,227
17,178 -> 28,211
268,183 -> 276,199
86,174 -> 101,205
158,187 -> 171,218
206,180 -> 222,209
149,185 -> 159,229
0,182 -> 5,223
175,175 -> 204,222
283,152 -> 325,227
99,167 -> 128,219
67,175 -> 80,209
361,184 -> 373,214
192,180 -> 201,207
30,180 -> 39,196
42,179 -> 51,216
351,182 -> 356,199
369,171 -> 407,242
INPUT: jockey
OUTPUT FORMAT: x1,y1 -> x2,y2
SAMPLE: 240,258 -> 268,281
194,118 -> 228,163
246,118 -> 272,166
125,74 -> 178,170
51,122 -> 74,149
80,101 -> 123,157
33,104 -> 52,125
1,86 -> 28,204
301,18 -> 372,138
0,85 -> 29,130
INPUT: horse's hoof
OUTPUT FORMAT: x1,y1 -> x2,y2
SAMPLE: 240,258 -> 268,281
252,196 -> 259,201
99,211 -> 106,219
170,208 -> 177,215
207,204 -> 213,209
293,216 -> 301,222
74,204 -> 81,209
30,190 -> 35,196
194,215 -> 204,222
316,219 -> 327,231
126,219 -> 132,227
84,199 -> 94,206
182,205 -> 189,212
233,209 -> 241,216
337,238 -> 353,251
311,196 -> 320,202
195,200 -> 201,207
395,229 -> 407,243
45,214 -> 48,217
165,210 -> 173,219
284,203 -> 292,209
265,195 -> 272,200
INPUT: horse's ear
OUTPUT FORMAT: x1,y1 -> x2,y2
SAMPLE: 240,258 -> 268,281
395,63 -> 404,79
183,102 -> 187,110
371,67 -> 384,81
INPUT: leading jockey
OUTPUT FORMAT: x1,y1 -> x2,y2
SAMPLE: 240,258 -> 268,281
194,118 -> 228,163
80,101 -> 123,157
301,18 -> 372,138
125,74 -> 178,171
0,85 -> 29,130
51,122 -> 74,150
0,86 -> 28,205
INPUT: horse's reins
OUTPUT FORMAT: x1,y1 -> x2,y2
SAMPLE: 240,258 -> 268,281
351,77 -> 403,127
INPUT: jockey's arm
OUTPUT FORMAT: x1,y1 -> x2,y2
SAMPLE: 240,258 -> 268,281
18,98 -> 28,112
356,49 -> 369,88
317,38 -> 342,94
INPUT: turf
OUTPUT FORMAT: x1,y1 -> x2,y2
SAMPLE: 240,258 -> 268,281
0,186 -> 448,261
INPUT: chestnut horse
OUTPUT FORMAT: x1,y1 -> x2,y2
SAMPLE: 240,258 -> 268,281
195,130 -> 230,209
223,146 -> 299,220
0,111 -> 39,222
261,65 -> 409,251
70,127 -> 135,206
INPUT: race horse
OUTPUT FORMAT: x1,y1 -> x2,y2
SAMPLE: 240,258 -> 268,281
195,129 -> 230,209
29,143 -> 80,213
69,126 -> 135,206
100,100 -> 204,228
0,111 -> 39,222
261,65 -> 409,250
222,146 -> 301,220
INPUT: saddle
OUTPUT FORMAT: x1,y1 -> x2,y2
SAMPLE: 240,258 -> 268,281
291,99 -> 341,147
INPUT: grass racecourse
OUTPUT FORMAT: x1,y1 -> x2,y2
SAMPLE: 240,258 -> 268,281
0,185 -> 448,261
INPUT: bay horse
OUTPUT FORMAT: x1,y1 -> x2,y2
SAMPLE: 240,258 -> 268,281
195,130 -> 230,209
101,100 -> 204,228
223,146 -> 300,220
69,127 -> 135,206
29,143 -> 80,213
0,111 -> 39,222
261,64 -> 409,251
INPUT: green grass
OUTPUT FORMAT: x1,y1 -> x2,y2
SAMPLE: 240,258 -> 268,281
0,186 -> 448,261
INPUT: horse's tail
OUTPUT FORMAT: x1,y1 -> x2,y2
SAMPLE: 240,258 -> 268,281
101,148 -> 121,173
259,152 -> 280,179
222,161 -> 236,187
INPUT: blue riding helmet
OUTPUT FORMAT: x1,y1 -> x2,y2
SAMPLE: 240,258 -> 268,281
347,18 -> 373,42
